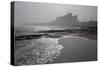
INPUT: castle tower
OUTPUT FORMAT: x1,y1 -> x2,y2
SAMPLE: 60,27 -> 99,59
67,13 -> 72,17
74,15 -> 77,19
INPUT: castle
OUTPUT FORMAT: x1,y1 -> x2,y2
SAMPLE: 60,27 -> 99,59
55,13 -> 79,26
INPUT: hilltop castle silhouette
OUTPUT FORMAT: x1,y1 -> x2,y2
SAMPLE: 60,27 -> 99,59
54,13 -> 79,26
48,13 -> 80,27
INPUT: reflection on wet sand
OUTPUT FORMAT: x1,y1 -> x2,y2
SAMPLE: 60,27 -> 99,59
53,36 -> 97,63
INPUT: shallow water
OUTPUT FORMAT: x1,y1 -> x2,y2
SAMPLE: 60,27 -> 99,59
15,36 -> 97,65
15,38 -> 63,65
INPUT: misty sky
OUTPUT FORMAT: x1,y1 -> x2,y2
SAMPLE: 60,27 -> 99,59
14,1 -> 97,26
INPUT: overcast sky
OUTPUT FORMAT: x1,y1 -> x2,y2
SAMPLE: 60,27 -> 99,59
14,1 -> 97,25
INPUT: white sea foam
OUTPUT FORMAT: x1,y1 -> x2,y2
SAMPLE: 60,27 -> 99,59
15,37 -> 63,65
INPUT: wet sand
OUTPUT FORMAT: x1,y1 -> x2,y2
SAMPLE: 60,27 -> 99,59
52,36 -> 97,63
